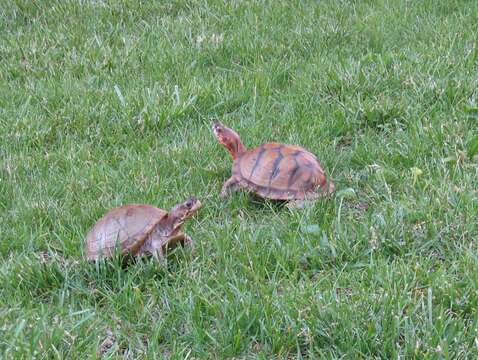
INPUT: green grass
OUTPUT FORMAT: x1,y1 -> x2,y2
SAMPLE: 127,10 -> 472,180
1,0 -> 477,358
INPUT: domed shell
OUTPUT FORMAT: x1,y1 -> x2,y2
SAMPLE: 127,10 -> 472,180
233,143 -> 329,200
85,204 -> 167,260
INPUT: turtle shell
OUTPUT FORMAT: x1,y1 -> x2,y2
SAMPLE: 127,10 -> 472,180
233,143 -> 331,200
85,204 -> 167,260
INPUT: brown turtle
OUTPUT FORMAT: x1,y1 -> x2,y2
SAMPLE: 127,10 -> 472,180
212,121 -> 334,207
85,197 -> 201,261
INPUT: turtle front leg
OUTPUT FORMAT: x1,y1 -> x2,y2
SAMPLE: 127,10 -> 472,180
141,233 -> 168,265
220,176 -> 241,198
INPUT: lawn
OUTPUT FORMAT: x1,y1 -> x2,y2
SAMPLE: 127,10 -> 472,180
1,0 -> 477,358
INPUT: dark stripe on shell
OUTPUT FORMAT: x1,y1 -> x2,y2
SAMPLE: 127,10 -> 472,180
248,146 -> 267,179
287,159 -> 301,188
267,146 -> 285,194
269,152 -> 284,180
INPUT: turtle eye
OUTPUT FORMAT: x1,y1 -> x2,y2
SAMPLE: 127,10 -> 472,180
185,199 -> 194,208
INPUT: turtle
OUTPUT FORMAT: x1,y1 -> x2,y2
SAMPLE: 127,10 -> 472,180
212,121 -> 334,207
85,197 -> 201,261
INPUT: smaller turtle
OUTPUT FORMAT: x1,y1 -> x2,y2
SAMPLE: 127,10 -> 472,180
85,197 -> 201,261
212,121 -> 334,207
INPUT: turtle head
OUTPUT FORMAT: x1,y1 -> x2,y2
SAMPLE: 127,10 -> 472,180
168,197 -> 202,230
212,121 -> 246,159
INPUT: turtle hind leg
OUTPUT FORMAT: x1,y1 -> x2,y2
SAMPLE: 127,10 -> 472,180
317,180 -> 335,196
286,191 -> 321,209
220,176 -> 242,198
286,199 -> 316,209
